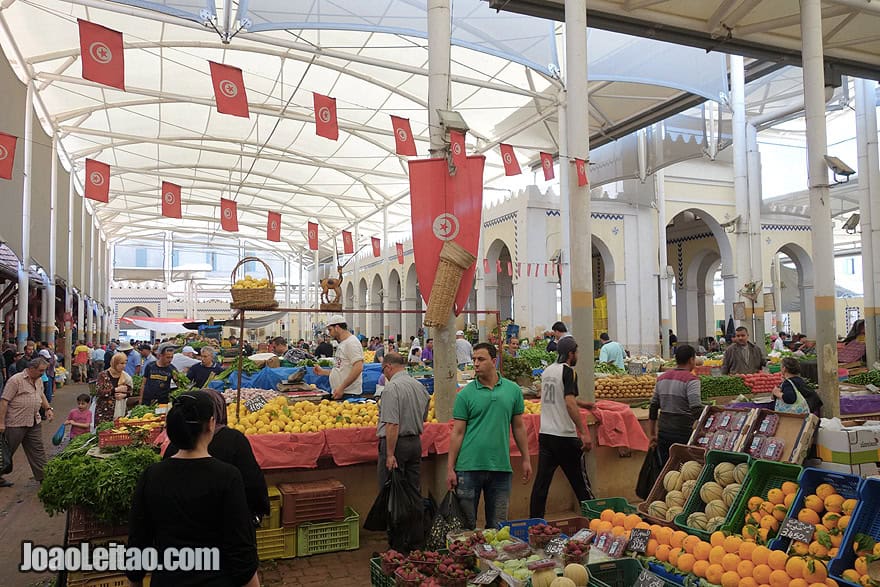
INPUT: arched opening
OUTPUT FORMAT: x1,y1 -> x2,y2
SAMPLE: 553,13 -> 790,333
486,239 -> 514,322
403,264 -> 422,341
772,243 -> 814,336
357,277 -> 368,335
344,282 -> 355,313
120,306 -> 154,342
370,273 -> 384,337
122,306 -> 154,318
591,235 -> 617,343
387,269 -> 402,340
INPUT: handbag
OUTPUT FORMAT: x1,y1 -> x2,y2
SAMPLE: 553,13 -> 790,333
0,433 -> 12,474
636,445 -> 662,500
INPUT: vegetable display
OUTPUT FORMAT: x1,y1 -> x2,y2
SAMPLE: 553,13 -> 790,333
594,374 -> 656,399
847,369 -> 880,385
518,340 -> 556,369
595,362 -> 625,375
500,353 -> 534,383
738,372 -> 782,393
215,357 -> 262,381
699,376 -> 750,399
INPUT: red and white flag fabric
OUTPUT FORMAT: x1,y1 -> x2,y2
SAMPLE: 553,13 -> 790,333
396,243 -> 404,265
84,159 -> 110,203
78,19 -> 125,90
496,260 -> 502,274
313,93 -> 339,140
527,264 -> 532,277
507,261 -> 513,277
209,61 -> 249,118
307,222 -> 318,251
160,181 -> 181,218
544,264 -> 549,277
449,130 -> 467,171
342,230 -> 354,254
408,155 -> 485,314
575,158 -> 589,187
540,152 -> 554,181
267,211 -> 282,242
483,259 -> 489,274
371,237 -> 381,258
516,263 -> 522,278
0,132 -> 17,180
499,144 -> 521,176
390,115 -> 417,156
220,198 -> 238,232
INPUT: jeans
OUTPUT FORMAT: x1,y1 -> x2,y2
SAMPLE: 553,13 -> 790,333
455,471 -> 512,530
529,434 -> 593,519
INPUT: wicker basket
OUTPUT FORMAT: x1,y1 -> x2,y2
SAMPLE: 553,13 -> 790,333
424,241 -> 476,327
230,256 -> 278,310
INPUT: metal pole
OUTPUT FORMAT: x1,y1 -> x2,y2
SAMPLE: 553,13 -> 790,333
383,207 -> 389,337
856,78 -> 880,366
284,257 -> 292,337
45,134 -> 58,345
298,250 -> 304,340
800,0 -> 840,416
235,310 -> 245,421
65,172 -> 74,368
17,82 -> 34,350
730,54 -> 751,332
656,169 -> 671,359
88,217 -> 96,345
557,101 -> 572,324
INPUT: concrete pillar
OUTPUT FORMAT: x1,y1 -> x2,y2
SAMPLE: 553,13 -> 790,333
731,54 -> 751,297
746,123 -> 765,343
65,173 -> 74,367
17,82 -> 34,349
856,79 -> 880,366
656,171 -> 672,359
801,0 -> 839,416
605,282 -> 626,345
557,101 -> 572,325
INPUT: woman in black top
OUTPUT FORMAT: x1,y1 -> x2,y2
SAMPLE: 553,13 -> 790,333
775,357 -> 823,417
128,393 -> 260,587
164,390 -> 270,522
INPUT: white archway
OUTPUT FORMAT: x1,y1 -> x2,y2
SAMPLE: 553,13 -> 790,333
387,269 -> 402,340
775,242 -> 815,336
403,264 -> 422,341
370,273 -> 384,337
485,238 -> 514,321
357,277 -> 368,335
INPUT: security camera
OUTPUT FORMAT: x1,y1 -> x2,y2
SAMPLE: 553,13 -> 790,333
824,155 -> 855,183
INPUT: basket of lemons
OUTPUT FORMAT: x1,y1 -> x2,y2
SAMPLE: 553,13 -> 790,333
231,257 -> 278,309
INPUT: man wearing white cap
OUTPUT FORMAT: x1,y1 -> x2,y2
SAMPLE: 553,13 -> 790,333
172,345 -> 200,372
455,330 -> 472,368
314,315 -> 364,400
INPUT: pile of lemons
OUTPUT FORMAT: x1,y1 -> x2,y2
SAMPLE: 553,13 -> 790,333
228,397 -> 378,434
232,275 -> 272,289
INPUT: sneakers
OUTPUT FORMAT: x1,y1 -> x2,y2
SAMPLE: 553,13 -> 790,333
0,478 -> 13,488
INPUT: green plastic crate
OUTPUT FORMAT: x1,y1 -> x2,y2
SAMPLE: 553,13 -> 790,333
720,459 -> 802,537
295,506 -> 359,556
588,558 -> 680,587
259,485 -> 282,530
370,557 -> 395,587
581,497 -> 638,519
256,526 -> 296,561
674,450 -> 751,540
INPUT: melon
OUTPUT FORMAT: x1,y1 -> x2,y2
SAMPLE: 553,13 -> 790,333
680,460 -> 702,482
665,490 -> 685,509
563,563 -> 589,587
699,481 -> 724,504
707,516 -> 726,531
681,479 -> 697,501
648,500 -> 668,519
665,505 -> 683,522
663,470 -> 683,492
705,499 -> 728,519
532,569 -> 558,587
722,483 -> 741,507
687,511 -> 708,530
713,462 -> 736,487
550,578 -> 577,587
734,462 -> 749,484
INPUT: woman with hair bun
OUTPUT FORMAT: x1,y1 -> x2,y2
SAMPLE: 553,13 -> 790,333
127,392 -> 260,587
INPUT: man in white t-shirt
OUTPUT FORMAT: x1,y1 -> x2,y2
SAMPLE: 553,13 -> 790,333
314,315 -> 364,399
455,330 -> 473,367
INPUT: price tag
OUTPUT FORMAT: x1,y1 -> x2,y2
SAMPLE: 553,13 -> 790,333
627,528 -> 652,554
471,568 -> 500,584
570,529 -> 595,543
778,518 -> 815,544
867,384 -> 880,394
635,568 -> 665,587
544,537 -> 565,556
244,396 -> 268,413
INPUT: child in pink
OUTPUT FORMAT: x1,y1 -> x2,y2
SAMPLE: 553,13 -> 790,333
66,394 -> 93,438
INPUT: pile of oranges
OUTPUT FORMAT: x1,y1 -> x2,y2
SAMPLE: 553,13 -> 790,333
587,509 -> 651,538
740,480 -> 801,544
785,482 -> 856,560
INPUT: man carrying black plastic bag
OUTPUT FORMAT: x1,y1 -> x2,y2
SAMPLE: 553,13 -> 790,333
365,469 -> 425,552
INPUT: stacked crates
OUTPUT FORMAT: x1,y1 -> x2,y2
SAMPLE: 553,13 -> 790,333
256,484 -> 296,560
278,479 -> 360,557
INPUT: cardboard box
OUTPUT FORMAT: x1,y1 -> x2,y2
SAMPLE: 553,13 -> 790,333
814,460 -> 880,478
815,422 -> 880,465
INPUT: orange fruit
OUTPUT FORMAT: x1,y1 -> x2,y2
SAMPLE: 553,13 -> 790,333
760,501 -> 777,517
753,563 -> 772,584
841,569 -> 861,582
815,484 -> 836,501
861,575 -> 873,587
786,556 -> 806,578
842,498 -> 858,515
768,488 -> 785,505
646,538 -> 659,557
599,508 -> 614,522
610,525 -> 626,536
722,552 -> 742,572
837,515 -> 850,531
738,559 -> 756,578
693,559 -> 709,578
596,520 -> 613,533
760,515 -> 780,531
589,518 -> 601,532
670,530 -> 688,549
656,525 -> 673,545
623,513 -> 641,530
824,494 -> 845,514
854,556 -> 868,576
751,545 -> 771,566
739,540 -> 757,561
683,534 -> 702,554
785,493 -> 796,509
805,495 -> 825,513
721,571 -> 741,587
767,549 -> 789,571
711,531 -> 726,548
790,579 -> 808,587
695,541 -> 712,561
772,505 -> 789,522
611,511 -> 626,527
709,545 -> 727,565
769,569 -> 791,587
809,541 -> 829,558
782,481 -> 799,495
669,546 -> 682,567
825,579 -> 840,587
748,511 -> 764,525
828,547 -> 839,558
742,523 -> 761,542
706,563 -> 725,585
874,542 -> 880,556
757,527 -> 772,544
678,553 -> 696,573
724,534 -> 743,553
799,508 -> 821,525
741,578 -> 758,587
792,541 -> 810,556
802,559 -> 828,583
748,496 -> 765,512
635,520 -> 651,530
655,543 -> 671,563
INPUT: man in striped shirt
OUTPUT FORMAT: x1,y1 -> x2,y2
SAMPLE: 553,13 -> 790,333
647,344 -> 704,466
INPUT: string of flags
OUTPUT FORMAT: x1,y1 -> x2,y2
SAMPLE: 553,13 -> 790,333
0,18 -> 591,246
480,259 -> 562,278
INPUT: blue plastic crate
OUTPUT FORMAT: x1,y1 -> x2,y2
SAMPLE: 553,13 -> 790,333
646,561 -> 689,586
829,477 -> 879,587
497,518 -> 546,542
771,467 -> 862,553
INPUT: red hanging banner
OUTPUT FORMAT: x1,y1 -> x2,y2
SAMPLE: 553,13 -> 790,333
507,261 -> 513,277
160,181 -> 181,219
209,61 -> 249,118
408,155 -> 485,314
540,152 -> 554,181
516,262 -> 522,278
313,93 -> 339,140
267,211 -> 282,242
483,259 -> 490,274
220,198 -> 238,232
371,237 -> 381,258
84,159 -> 110,203
499,144 -> 521,176
78,19 -> 125,90
449,130 -> 467,171
0,132 -> 17,180
496,260 -> 502,274
544,264 -> 549,277
575,158 -> 589,187
390,115 -> 417,156
342,230 -> 354,254
527,264 -> 532,277
307,222 -> 319,251
396,243 -> 404,264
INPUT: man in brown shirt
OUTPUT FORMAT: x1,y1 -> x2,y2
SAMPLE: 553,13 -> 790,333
0,357 -> 53,487
720,326 -> 765,375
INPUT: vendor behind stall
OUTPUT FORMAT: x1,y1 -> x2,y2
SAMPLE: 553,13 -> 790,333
140,344 -> 177,405
313,315 -> 364,399
648,344 -> 704,466
720,326 -> 765,375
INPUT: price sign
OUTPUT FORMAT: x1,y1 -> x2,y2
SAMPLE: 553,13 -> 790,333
635,568 -> 665,587
778,518 -> 815,544
544,538 -> 565,557
470,569 -> 500,584
627,528 -> 652,554
570,529 -> 595,543
244,396 -> 268,413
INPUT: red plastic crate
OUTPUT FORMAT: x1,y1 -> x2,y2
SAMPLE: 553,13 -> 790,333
98,426 -> 162,448
67,506 -> 128,545
279,479 -> 345,527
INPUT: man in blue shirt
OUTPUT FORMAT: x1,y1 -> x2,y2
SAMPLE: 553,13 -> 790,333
121,342 -> 139,376
598,333 -> 626,370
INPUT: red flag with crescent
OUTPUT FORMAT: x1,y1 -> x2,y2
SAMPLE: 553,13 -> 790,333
499,144 -> 521,176
483,259 -> 489,274
371,237 -> 381,258
209,61 -> 249,118
575,158 -> 589,187
449,130 -> 467,171
84,159 -> 110,202
408,155 -> 484,314
342,230 -> 354,254
314,93 -> 339,140
220,198 -> 238,232
540,152 -> 554,181
78,19 -> 125,90
307,222 -> 318,250
160,181 -> 181,218
0,132 -> 17,180
396,243 -> 404,264
267,211 -> 281,242
390,116 -> 417,156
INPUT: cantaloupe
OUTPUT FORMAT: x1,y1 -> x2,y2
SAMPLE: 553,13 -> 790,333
687,511 -> 708,530
705,499 -> 728,519
665,490 -> 685,509
722,483 -> 741,507
648,500 -> 668,519
707,515 -> 725,531
550,577 -> 577,587
680,460 -> 702,482
733,462 -> 749,484
681,479 -> 697,501
532,569 -> 558,587
699,481 -> 724,504
666,505 -> 683,522
713,462 -> 736,487
563,563 -> 589,587
664,470 -> 683,492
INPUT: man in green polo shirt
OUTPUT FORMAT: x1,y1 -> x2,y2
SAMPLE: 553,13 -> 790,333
446,342 -> 532,529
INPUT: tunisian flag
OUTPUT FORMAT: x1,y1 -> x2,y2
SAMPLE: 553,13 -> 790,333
209,61 -> 249,118
313,93 -> 339,140
84,159 -> 110,203
267,211 -> 282,242
160,181 -> 181,218
220,198 -> 238,232
342,230 -> 354,254
78,19 -> 125,90
396,243 -> 404,265
307,222 -> 318,251
499,144 -> 521,176
540,152 -> 554,181
575,158 -> 589,187
390,116 -> 417,156
449,130 -> 467,171
0,132 -> 17,180
371,237 -> 381,258
408,155 -> 484,314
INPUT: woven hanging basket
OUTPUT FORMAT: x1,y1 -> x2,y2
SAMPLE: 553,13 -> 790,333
424,241 -> 476,327
230,257 -> 279,310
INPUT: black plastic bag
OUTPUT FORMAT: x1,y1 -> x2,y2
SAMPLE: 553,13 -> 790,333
427,490 -> 467,550
0,433 -> 12,475
388,470 -> 424,552
636,445 -> 662,500
364,478 -> 391,531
